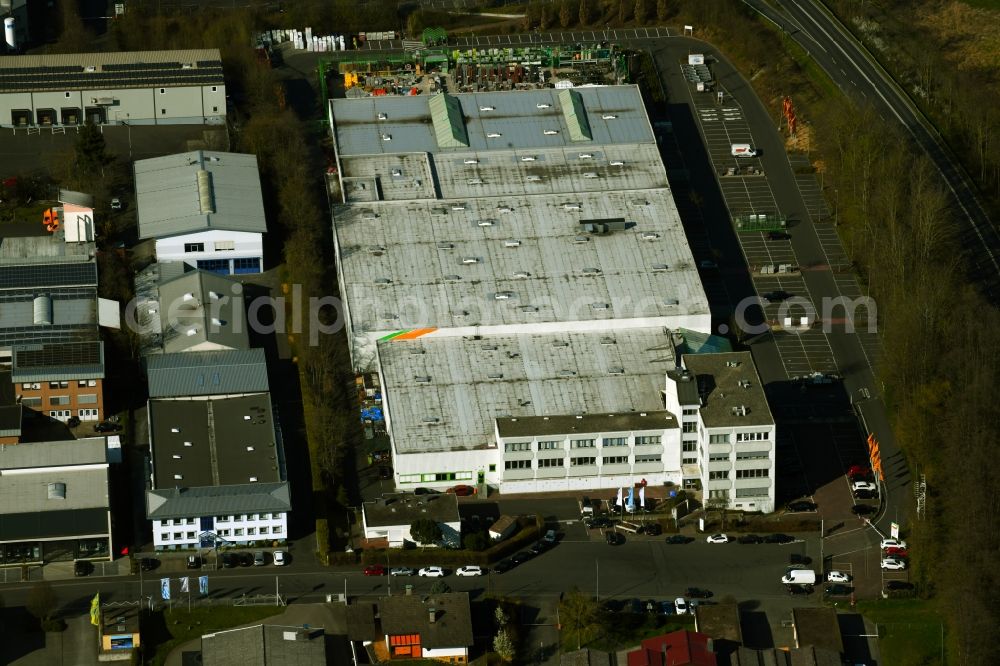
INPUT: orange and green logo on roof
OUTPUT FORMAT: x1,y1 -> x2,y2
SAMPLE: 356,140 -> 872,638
379,328 -> 437,341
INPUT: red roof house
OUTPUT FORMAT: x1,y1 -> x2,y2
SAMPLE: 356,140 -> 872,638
627,630 -> 717,666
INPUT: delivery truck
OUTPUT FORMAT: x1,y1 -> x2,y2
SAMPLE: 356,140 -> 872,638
781,569 -> 817,585
731,143 -> 758,157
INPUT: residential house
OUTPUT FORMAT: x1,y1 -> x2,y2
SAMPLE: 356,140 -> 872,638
378,592 -> 474,663
361,493 -> 460,548
201,624 -> 327,665
626,630 -> 718,666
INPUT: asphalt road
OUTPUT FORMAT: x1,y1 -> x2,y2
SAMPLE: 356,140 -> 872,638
746,0 -> 1000,299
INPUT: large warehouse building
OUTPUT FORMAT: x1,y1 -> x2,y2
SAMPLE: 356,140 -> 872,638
0,49 -> 225,127
328,86 -> 759,496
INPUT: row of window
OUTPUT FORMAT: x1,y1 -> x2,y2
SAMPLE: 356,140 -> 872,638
735,487 -> 770,498
28,394 -> 98,407
21,380 -> 98,391
159,525 -> 282,542
506,455 -> 661,470
184,241 -> 236,253
505,435 -> 663,452
708,432 -> 772,444
45,409 -> 99,420
399,471 -> 475,484
735,451 -> 769,460
214,513 -> 278,523
735,468 -> 770,479
195,257 -> 262,275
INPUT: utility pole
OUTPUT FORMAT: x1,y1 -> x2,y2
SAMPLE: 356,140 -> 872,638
595,559 -> 599,602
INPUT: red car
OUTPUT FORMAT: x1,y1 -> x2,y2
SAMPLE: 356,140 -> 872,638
363,565 -> 386,576
885,547 -> 908,558
447,485 -> 476,497
847,465 -> 871,480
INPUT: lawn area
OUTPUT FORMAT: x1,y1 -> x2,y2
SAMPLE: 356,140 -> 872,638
561,612 -> 696,653
856,598 -> 947,665
145,605 -> 283,666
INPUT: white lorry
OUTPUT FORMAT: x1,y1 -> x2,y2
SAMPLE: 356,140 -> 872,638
731,143 -> 759,157
781,569 -> 817,585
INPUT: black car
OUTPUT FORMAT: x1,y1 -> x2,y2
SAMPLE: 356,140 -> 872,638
94,421 -> 123,433
851,504 -> 877,516
764,533 -> 795,544
665,535 -> 693,544
74,560 -> 93,576
789,553 -> 812,566
605,530 -> 625,545
787,584 -> 813,595
824,584 -> 854,596
139,557 -> 159,572
686,587 -> 713,599
786,500 -> 818,512
600,599 -> 623,614
492,559 -> 514,574
768,231 -> 792,241
413,487 -> 439,495
643,523 -> 663,536
589,516 -> 613,529
238,552 -> 254,567
221,553 -> 237,568
886,580 -> 915,591
626,598 -> 643,614
763,291 -> 793,303
854,489 -> 878,500
529,541 -> 550,555
186,555 -> 201,569
510,551 -> 535,565
737,534 -> 762,544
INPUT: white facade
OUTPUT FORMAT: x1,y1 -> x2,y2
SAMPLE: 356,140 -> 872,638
700,425 -> 776,513
152,512 -> 288,550
361,517 -> 462,549
154,229 -> 263,275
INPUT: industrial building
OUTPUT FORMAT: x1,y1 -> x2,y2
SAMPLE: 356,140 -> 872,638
0,49 -> 225,127
134,151 -> 267,274
328,87 -> 760,496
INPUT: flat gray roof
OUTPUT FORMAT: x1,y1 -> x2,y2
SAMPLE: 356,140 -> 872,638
148,394 -> 279,489
334,188 -> 708,334
378,328 -> 675,454
363,493 -> 459,528
0,436 -> 107,469
0,454 -> 109,515
0,49 -> 223,94
682,352 -> 774,428
146,349 -> 268,398
157,270 -> 249,353
134,151 -> 266,239
202,624 -> 327,666
331,86 -> 654,156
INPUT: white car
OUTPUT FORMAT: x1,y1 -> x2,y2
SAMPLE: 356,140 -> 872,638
110,198 -> 122,210
272,550 -> 287,566
674,597 -> 688,615
456,565 -> 483,577
706,533 -> 730,544
418,566 -> 445,577
390,567 -> 415,576
881,558 -> 907,571
852,481 -> 877,492
880,538 -> 908,550
827,570 -> 851,583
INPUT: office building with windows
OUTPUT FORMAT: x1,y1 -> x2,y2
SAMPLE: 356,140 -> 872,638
134,150 -> 266,275
666,352 -> 776,513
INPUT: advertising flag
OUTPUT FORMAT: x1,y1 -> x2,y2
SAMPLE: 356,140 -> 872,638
626,486 -> 635,509
639,486 -> 646,508
160,577 -> 171,601
89,593 -> 100,626
615,488 -> 623,506
199,575 -> 209,595
180,577 -> 189,593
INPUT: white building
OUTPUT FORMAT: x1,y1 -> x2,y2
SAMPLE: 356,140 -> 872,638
134,151 -> 267,275
665,352 -> 776,512
361,493 -> 461,548
0,50 -> 225,127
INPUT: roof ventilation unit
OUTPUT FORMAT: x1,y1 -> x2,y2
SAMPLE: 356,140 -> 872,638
32,295 -> 53,326
374,278 -> 392,285
444,274 -> 462,281
196,169 -> 215,214
641,232 -> 660,240
367,245 -> 386,255
525,175 -> 542,182
487,373 -> 504,379
477,219 -> 495,227
590,302 -> 609,310
572,236 -> 590,244
519,305 -> 539,313
461,257 -> 480,264
608,367 -> 625,375
497,206 -> 513,213
580,267 -> 601,275
414,376 -> 431,383
512,270 -> 530,279
504,239 -> 521,248
582,172 -> 598,179
437,242 -> 454,250
652,264 -> 669,272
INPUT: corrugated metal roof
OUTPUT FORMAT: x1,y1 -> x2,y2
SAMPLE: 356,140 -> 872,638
0,49 -> 222,70
157,270 -> 249,353
0,437 -> 107,469
558,89 -> 593,142
12,341 -> 105,382
134,151 -> 266,239
429,93 -> 469,148
146,349 -> 269,398
146,482 -> 290,520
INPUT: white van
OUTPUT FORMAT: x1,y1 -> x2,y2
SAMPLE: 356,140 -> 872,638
781,569 -> 817,585
731,143 -> 758,157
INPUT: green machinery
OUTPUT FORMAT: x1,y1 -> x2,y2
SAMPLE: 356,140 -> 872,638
733,213 -> 788,232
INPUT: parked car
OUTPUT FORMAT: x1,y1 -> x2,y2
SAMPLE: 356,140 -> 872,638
447,485 -> 476,496
110,198 -> 122,210
187,555 -> 201,569
139,557 -> 159,572
363,565 -> 386,576
886,580 -> 915,591
605,531 -> 625,546
880,538 -> 907,550
413,487 -> 439,495
827,571 -> 852,583
272,550 -> 287,566
659,600 -> 674,616
626,598 -> 643,614
418,566 -> 445,577
238,552 -> 254,567
601,599 -> 624,614
854,489 -> 878,500
686,588 -> 713,599
674,597 -> 689,615
643,523 -> 663,536
706,533 -> 729,544
767,231 -> 791,240
737,534 -> 762,544
530,541 -> 550,555
824,584 -> 853,596
881,558 -> 907,571
786,500 -> 818,512
885,546 -> 909,558
492,560 -> 513,575
221,553 -> 237,568
253,551 -> 266,566
882,580 -> 916,598
456,565 -> 483,577
847,464 -> 871,479
786,584 -> 813,595
510,551 -> 535,565
390,567 -> 415,576
666,535 -> 693,545
851,504 -> 877,516
543,529 -> 558,544
74,560 -> 93,576
764,533 -> 795,544
852,481 -> 877,493
94,421 -> 123,433
762,290 -> 793,303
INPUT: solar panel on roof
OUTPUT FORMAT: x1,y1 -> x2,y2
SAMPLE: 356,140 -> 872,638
0,262 -> 96,290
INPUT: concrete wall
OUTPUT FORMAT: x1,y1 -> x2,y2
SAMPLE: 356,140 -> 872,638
155,230 -> 263,273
